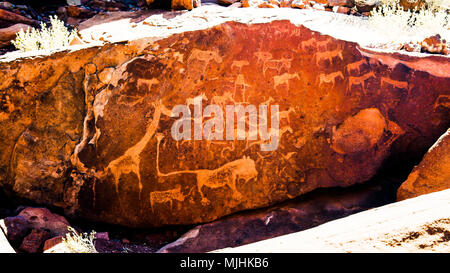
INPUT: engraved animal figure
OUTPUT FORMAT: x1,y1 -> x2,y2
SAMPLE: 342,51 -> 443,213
231,60 -> 249,71
274,73 -> 300,89
263,58 -> 292,76
156,135 -> 258,205
300,38 -> 315,51
346,59 -> 367,75
318,71 -> 344,88
187,49 -> 222,72
106,102 -> 163,200
348,71 -> 376,92
380,77 -> 408,90
315,38 -> 331,51
150,185 -> 191,212
314,49 -> 343,65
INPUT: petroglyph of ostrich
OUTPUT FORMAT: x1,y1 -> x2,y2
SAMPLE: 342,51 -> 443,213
155,134 -> 258,205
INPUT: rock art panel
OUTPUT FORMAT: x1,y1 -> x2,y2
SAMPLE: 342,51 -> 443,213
0,21 -> 449,227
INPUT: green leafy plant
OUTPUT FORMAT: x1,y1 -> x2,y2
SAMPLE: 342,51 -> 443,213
12,15 -> 79,52
62,226 -> 98,253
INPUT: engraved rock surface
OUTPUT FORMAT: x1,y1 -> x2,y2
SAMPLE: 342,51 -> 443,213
0,8 -> 449,227
397,129 -> 450,201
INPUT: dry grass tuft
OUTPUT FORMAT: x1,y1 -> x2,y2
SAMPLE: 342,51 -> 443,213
62,226 -> 98,253
369,0 -> 449,45
12,15 -> 78,52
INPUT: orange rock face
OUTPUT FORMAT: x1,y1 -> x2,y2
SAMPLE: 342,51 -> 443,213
0,20 -> 449,227
397,129 -> 450,201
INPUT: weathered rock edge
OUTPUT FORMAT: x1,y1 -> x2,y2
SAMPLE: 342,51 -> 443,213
397,129 -> 450,201
0,20 -> 449,227
216,189 -> 450,253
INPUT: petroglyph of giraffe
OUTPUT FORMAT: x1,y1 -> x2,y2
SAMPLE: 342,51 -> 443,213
155,134 -> 258,205
149,185 -> 193,212
105,101 -> 171,199
274,73 -> 300,89
314,49 -> 343,65
318,71 -> 344,88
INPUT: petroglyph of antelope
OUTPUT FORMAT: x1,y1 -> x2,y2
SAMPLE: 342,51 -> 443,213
348,71 -> 376,91
274,73 -> 300,89
187,49 -> 222,73
149,185 -> 192,212
380,77 -> 408,90
318,71 -> 344,88
346,59 -> 367,75
300,38 -> 315,51
314,49 -> 344,65
155,134 -> 258,205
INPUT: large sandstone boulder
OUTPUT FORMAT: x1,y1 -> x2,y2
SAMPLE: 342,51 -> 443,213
0,7 -> 449,227
397,129 -> 450,201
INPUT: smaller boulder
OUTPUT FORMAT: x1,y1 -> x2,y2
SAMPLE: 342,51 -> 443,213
20,229 -> 51,253
18,207 -> 70,237
0,216 -> 30,246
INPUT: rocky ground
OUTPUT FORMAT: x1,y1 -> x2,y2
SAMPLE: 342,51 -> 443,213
0,1 -> 448,55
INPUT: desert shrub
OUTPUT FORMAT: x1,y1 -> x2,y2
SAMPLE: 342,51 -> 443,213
369,0 -> 449,43
62,226 -> 98,253
12,15 -> 78,52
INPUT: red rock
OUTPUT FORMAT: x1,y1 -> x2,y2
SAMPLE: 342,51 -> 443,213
20,229 -> 50,253
0,8 -> 38,27
397,129 -> 450,201
354,0 -> 378,12
280,0 -> 293,7
19,208 -> 70,236
0,23 -> 30,48
66,5 -> 95,19
95,232 -> 109,240
420,34 -> 448,55
218,0 -> 239,5
399,0 -> 425,11
171,0 -> 201,10
42,235 -> 64,253
0,216 -> 29,246
291,0 -> 310,8
0,10 -> 449,228
327,0 -> 354,7
333,6 -> 350,13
